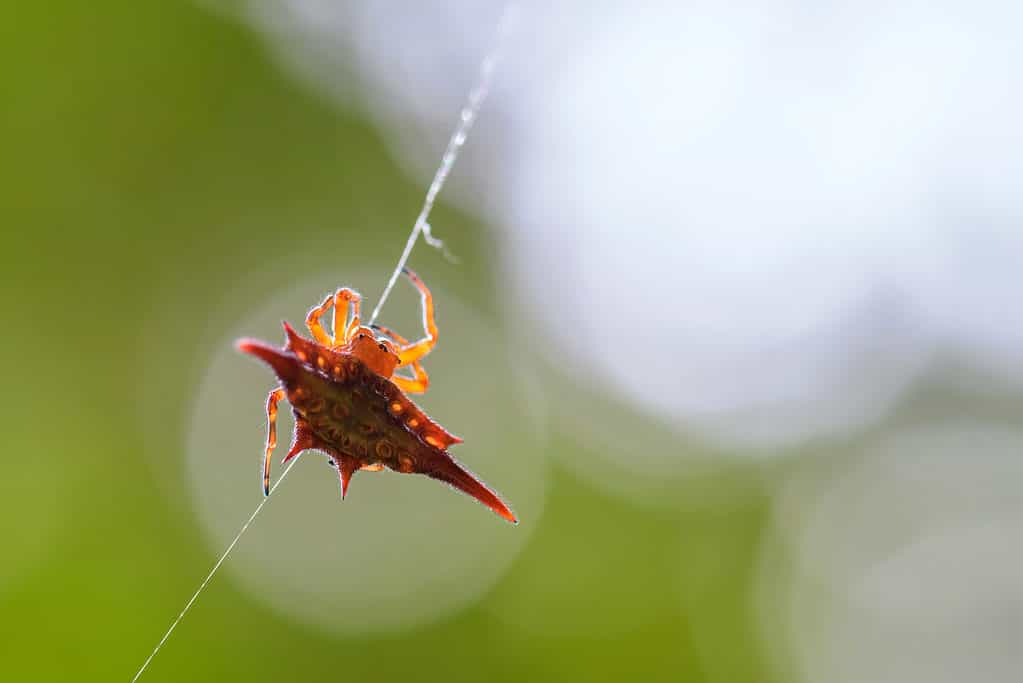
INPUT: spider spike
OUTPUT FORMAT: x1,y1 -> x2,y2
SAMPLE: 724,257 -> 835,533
282,442 -> 303,465
236,338 -> 300,384
282,422 -> 315,465
420,454 -> 518,524
281,321 -> 305,349
338,455 -> 359,500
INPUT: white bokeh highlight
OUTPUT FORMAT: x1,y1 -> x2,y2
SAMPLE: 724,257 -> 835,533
758,423 -> 1023,683
226,0 -> 1023,453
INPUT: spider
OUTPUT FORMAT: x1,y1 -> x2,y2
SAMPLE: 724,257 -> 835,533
236,268 -> 517,524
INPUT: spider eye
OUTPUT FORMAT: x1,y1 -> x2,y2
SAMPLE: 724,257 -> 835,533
378,342 -> 387,352
358,333 -> 367,339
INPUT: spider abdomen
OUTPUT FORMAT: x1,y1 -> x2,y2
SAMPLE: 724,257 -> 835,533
238,322 -> 516,523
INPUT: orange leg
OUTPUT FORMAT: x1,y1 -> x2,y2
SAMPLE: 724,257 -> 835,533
306,293 -> 336,346
390,367 -> 429,394
332,288 -> 362,345
262,387 -> 286,496
371,323 -> 430,394
396,268 -> 438,365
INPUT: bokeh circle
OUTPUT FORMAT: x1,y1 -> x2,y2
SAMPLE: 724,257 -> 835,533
758,423 -> 1023,683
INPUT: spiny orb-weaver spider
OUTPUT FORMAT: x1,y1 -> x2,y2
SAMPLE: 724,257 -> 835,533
236,268 -> 517,524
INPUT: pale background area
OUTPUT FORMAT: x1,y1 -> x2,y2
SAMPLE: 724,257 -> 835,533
2,2 -> 1021,681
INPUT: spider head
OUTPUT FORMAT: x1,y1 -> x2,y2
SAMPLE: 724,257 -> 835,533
347,327 -> 401,377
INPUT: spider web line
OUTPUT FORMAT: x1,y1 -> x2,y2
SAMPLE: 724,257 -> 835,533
130,456 -> 300,683
130,6 -> 515,681
367,4 -> 517,325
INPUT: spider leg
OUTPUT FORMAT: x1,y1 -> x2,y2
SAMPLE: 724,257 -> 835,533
390,367 -> 429,394
305,293 -> 336,346
368,322 -> 411,347
394,268 -> 438,366
370,323 -> 430,394
332,288 -> 362,345
262,387 -> 286,496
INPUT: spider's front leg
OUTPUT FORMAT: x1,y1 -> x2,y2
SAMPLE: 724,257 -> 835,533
395,268 -> 438,366
371,323 -> 430,394
333,288 -> 362,346
391,364 -> 429,394
262,387 -> 286,496
306,293 -> 336,346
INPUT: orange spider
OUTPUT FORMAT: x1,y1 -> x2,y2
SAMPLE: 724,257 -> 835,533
236,268 -> 517,524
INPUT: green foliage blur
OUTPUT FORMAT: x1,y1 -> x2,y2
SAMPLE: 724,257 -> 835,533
1,3 -> 773,681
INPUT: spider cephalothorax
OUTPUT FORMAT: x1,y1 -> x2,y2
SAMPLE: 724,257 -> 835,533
236,268 -> 517,523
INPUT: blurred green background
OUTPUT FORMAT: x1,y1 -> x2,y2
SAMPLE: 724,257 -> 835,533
0,4 -> 769,681
5,3 -> 1019,682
